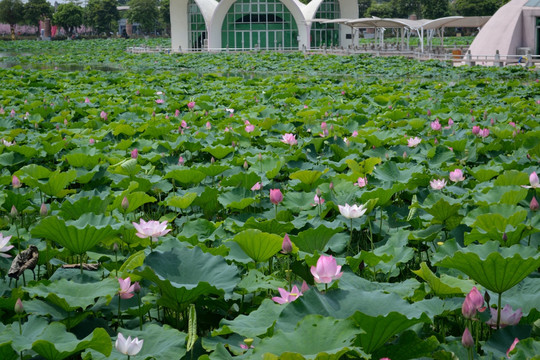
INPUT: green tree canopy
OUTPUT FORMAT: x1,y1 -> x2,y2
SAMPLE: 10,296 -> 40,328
366,2 -> 395,18
159,0 -> 170,34
85,0 -> 119,35
0,0 -> 24,37
452,0 -> 505,16
53,2 -> 84,36
24,0 -> 52,31
421,0 -> 449,19
128,0 -> 159,34
358,0 -> 372,17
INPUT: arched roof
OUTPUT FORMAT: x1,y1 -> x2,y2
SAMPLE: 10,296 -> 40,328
422,16 -> 491,30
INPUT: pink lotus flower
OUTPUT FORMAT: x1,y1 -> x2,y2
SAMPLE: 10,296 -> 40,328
430,179 -> 446,190
351,130 -> 358,137
281,133 -> 297,146
407,137 -> 421,148
181,120 -> 188,128
178,156 -> 185,166
40,203 -> 48,217
0,233 -> 14,258
472,125 -> 481,135
431,120 -> 442,131
14,298 -> 23,314
131,148 -> 138,159
118,277 -> 136,299
272,285 -> 302,304
312,194 -> 324,206
85,97 -> 91,103
206,121 -> 212,130
251,182 -> 261,191
175,109 -> 180,117
338,203 -> 367,219
89,138 -> 95,145
12,175 -> 21,189
522,172 -> 539,189
462,328 -> 474,348
462,286 -> 485,319
321,122 -> 327,130
269,189 -> 283,205
486,305 -> 522,328
479,128 -> 490,138
530,196 -> 539,211
116,333 -> 143,356
449,169 -> 465,183
281,234 -> 292,254
355,177 -> 367,187
155,99 -> 164,104
506,338 -> 519,358
245,120 -> 255,133
311,255 -> 343,284
187,101 -> 195,110
132,219 -> 171,242
100,111 -> 107,120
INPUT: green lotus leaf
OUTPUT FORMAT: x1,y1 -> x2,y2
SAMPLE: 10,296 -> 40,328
203,145 -> 234,159
237,269 -> 287,293
469,165 -> 502,182
42,140 -> 65,156
282,191 -> 316,212
345,157 -> 381,177
435,240 -> 540,294
112,123 -> 136,136
10,144 -> 39,158
289,170 -> 323,186
500,277 -> 540,317
178,218 -> 217,239
84,324 -> 186,360
0,152 -> 25,166
466,212 -> 533,246
31,213 -> 120,255
463,204 -> 527,227
24,278 -> 119,312
135,247 -> 240,310
240,217 -> 295,236
64,153 -> 100,169
31,324 -> 111,360
473,186 -> 528,206
118,250 -> 146,280
109,158 -> 140,176
494,170 -> 530,186
58,196 -> 111,220
266,159 -> 285,179
220,172 -> 260,189
1,190 -> 33,213
371,330 -> 440,360
15,164 -> 51,180
427,146 -> 455,168
413,262 -> 474,296
351,311 -> 428,354
233,229 -> 283,263
252,315 -> 363,360
360,183 -> 406,206
291,226 -> 343,254
213,298 -> 284,337
28,169 -> 77,198
111,191 -> 156,213
422,196 -> 462,228
165,192 -> 197,209
164,169 -> 206,185
218,189 -> 257,210
196,164 -> 230,177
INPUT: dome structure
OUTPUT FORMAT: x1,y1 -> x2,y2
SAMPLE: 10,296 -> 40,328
468,0 -> 540,57
170,0 -> 359,51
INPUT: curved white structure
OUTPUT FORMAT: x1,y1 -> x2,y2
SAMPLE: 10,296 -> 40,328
170,0 -> 358,51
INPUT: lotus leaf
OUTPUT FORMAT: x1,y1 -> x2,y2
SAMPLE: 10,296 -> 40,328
435,240 -> 540,294
135,247 -> 240,310
232,229 -> 283,263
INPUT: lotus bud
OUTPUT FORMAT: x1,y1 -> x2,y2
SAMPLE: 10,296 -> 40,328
131,148 -> 138,159
244,338 -> 254,347
89,138 -> 95,145
403,151 -> 407,158
484,291 -> 491,308
133,281 -> 141,293
243,161 -> 249,170
258,153 -> 262,161
121,197 -> 129,211
530,196 -> 539,211
178,156 -> 185,166
211,157 -> 215,164
12,175 -> 21,189
40,203 -> 48,217
316,188 -> 321,196
427,109 -> 431,116
502,232 -> 508,243
113,243 -> 119,252
14,298 -> 24,314
462,328 -> 474,348
281,234 -> 292,254
10,205 -> 17,218
301,280 -> 309,292
329,182 -> 334,191
231,141 -> 236,148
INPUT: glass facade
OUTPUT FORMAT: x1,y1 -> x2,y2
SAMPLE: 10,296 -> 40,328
188,0 -> 207,49
311,0 -> 340,48
221,0 -> 299,50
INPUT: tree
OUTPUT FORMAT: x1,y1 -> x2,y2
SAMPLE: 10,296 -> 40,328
159,0 -> 170,34
366,2 -> 395,18
358,0 -> 372,18
393,0 -> 421,18
85,0 -> 119,35
24,0 -> 52,33
452,0 -> 502,16
0,0 -> 24,39
53,2 -> 83,36
421,0 -> 449,19
128,0 -> 159,34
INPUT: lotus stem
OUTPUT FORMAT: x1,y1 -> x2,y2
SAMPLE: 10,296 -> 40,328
18,315 -> 22,335
137,292 -> 143,330
349,218 -> 353,250
274,204 -> 277,219
496,292 -> 502,330
118,296 -> 122,329
80,254 -> 84,275
379,207 -> 383,241
268,256 -> 273,275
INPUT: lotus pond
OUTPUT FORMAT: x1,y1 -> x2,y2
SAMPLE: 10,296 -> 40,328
0,39 -> 539,360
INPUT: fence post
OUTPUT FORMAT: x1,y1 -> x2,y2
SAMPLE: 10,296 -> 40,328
494,50 -> 502,67
526,49 -> 532,67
